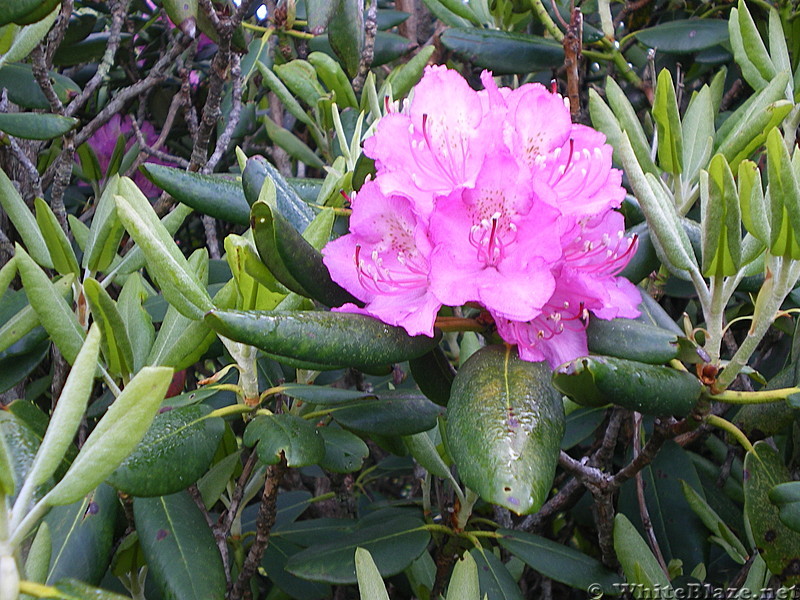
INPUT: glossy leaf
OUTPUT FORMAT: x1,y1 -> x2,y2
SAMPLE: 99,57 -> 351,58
286,513 -> 429,584
34,197 -> 79,276
447,345 -> 564,515
319,426 -> 369,473
440,28 -> 563,74
634,20 -> 729,53
0,112 -> 77,140
270,383 -> 374,405
744,441 -> 800,585
241,155 -> 314,231
205,309 -> 441,371
0,0 -> 59,28
498,529 -> 622,594
681,85 -> 715,182
766,127 -> 800,259
108,404 -> 225,497
553,356 -> 702,416
308,51 -> 358,109
251,200 -> 358,307
274,59 -> 327,109
134,491 -> 226,600
48,579 -> 138,600
0,6 -> 58,69
43,366 -> 173,506
0,275 -> 71,355
114,204 -> 193,276
408,346 -> 456,406
44,484 -> 118,585
327,392 -> 445,436
586,317 -> 681,364
244,413 -> 325,467
140,164 -> 251,226
327,0 -> 364,77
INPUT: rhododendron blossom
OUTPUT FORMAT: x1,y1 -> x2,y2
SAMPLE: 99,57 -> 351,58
323,66 -> 641,367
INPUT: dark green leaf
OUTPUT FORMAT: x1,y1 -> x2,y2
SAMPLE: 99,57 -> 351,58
447,346 -> 564,515
614,513 -> 672,597
470,547 -> 524,600
0,112 -> 77,140
586,317 -> 681,364
744,441 -> 800,585
769,482 -> 800,533
47,579 -> 134,600
108,405 -> 225,497
327,0 -> 364,77
498,529 -> 622,594
319,426 -> 369,473
140,164 -> 250,226
204,309 -> 442,372
261,538 -> 332,600
440,28 -> 563,74
241,155 -> 314,232
45,484 -> 118,585
634,20 -> 729,53
244,413 -> 325,467
133,491 -> 226,600
286,514 -> 429,584
0,63 -> 79,110
328,391 -> 444,436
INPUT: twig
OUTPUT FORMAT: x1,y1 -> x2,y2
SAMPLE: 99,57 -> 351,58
44,0 -> 74,66
228,457 -> 286,600
7,136 -> 43,199
352,0 -> 378,94
205,55 -> 244,172
189,485 -> 231,588
633,413 -> 670,577
217,450 -> 259,538
520,477 -> 585,531
31,45 -> 65,114
563,8 -> 583,121
129,118 -> 191,169
66,0 -> 132,118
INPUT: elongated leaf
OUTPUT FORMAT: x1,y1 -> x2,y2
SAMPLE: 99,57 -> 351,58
446,553 -> 480,600
24,326 -> 100,489
356,547 -> 390,600
769,482 -> 800,533
83,176 -> 124,272
115,179 -> 212,319
766,127 -> 800,259
739,159 -> 770,245
308,51 -> 358,109
15,246 -> 84,363
553,355 -> 702,416
681,480 -> 747,563
736,0 -> 776,85
440,28 -> 563,74
117,273 -> 154,373
499,529 -> 622,593
447,345 -> 564,515
115,204 -> 193,276
654,73 -> 682,177
108,404 -> 224,497
1,168 -> 51,267
269,383 -> 374,405
470,547 -> 524,600
286,513 -> 429,584
635,20 -> 729,53
44,484 -> 118,585
0,276 -> 71,355
614,513 -> 672,598
604,78 -> 658,175
205,309 -> 441,371
0,0 -> 58,28
701,153 -> 742,276
0,6 -> 58,69
34,197 -> 79,276
586,317 -> 681,364
83,278 -> 134,378
0,112 -> 77,140
328,0 -> 364,77
681,86 -> 714,182
327,392 -> 445,436
241,155 -> 314,232
134,491 -> 226,600
43,366 -> 173,506
0,63 -> 79,110
140,164 -> 251,226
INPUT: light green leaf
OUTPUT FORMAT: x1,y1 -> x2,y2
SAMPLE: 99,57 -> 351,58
0,6 -> 58,69
43,365 -> 173,506
701,154 -> 741,276
114,178 -> 212,319
34,197 -> 79,276
653,69 -> 683,174
0,167 -> 51,267
83,175 -> 124,272
614,513 -> 672,598
83,278 -> 134,378
681,85 -> 714,182
446,553 -> 480,600
116,273 -> 154,373
15,245 -> 84,363
356,547 -> 390,600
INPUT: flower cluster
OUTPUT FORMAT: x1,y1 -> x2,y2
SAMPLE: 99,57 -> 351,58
322,66 -> 641,367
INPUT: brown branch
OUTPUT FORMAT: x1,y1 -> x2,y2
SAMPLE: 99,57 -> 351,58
31,45 -> 65,115
633,413 -> 669,576
205,55 -> 244,173
352,0 -> 378,94
66,0 -> 132,118
563,8 -> 583,121
228,457 -> 286,600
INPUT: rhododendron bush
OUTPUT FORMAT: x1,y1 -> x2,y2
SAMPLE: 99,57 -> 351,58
2,1 -> 800,599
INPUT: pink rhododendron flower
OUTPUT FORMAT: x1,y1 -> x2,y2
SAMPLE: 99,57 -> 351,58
322,181 -> 441,337
88,114 -> 170,197
324,66 -> 640,367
